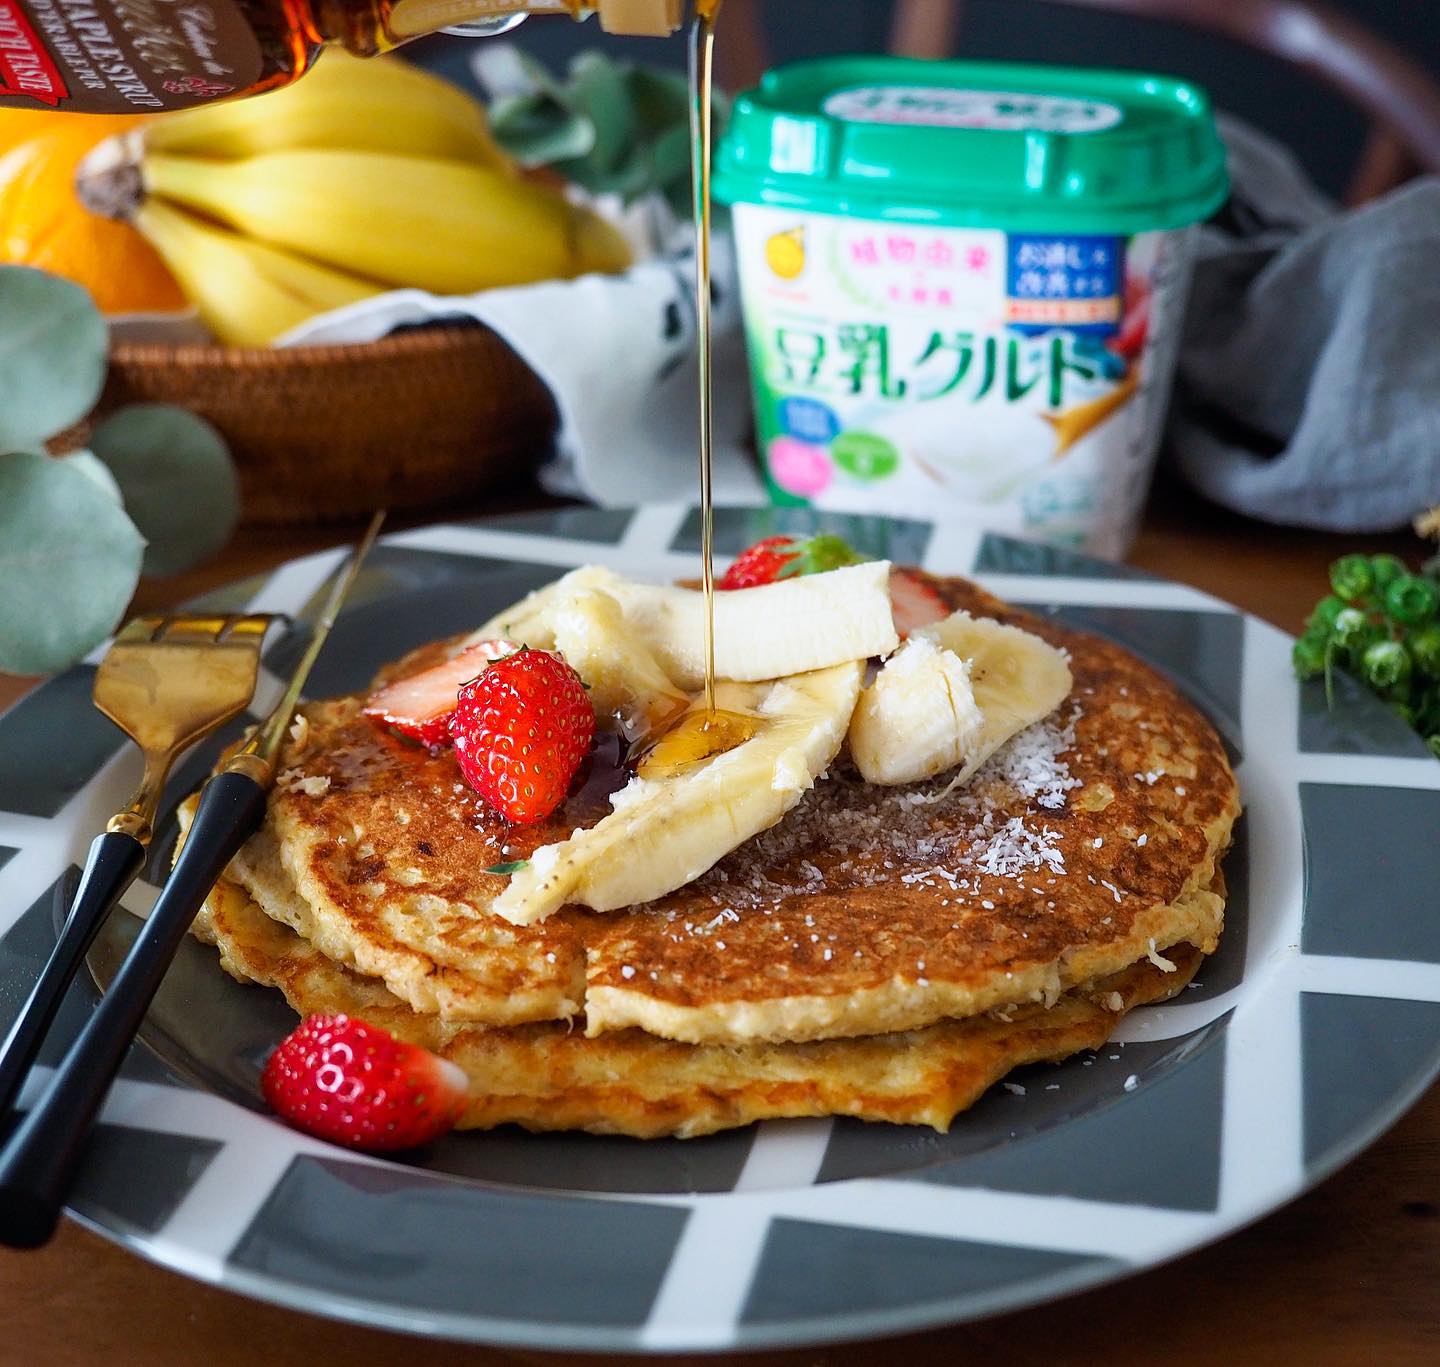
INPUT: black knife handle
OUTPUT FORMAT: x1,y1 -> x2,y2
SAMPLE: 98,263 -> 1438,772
0,770 -> 268,1249
0,831 -> 147,1117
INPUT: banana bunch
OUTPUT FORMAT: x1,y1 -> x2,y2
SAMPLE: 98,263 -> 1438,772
81,52 -> 633,346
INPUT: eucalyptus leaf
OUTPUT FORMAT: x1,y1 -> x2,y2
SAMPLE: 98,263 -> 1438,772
569,51 -> 638,177
470,42 -> 558,103
509,46 -> 570,102
0,267 -> 108,452
91,404 -> 238,578
487,51 -> 726,207
652,125 -> 694,200
60,450 -> 124,505
628,66 -> 692,134
489,93 -> 595,167
0,451 -> 144,675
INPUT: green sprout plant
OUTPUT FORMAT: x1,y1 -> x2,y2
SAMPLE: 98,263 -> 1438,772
0,266 -> 238,676
1294,550 -> 1440,757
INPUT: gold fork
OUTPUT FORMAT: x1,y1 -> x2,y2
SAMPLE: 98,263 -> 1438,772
94,613 -> 275,844
0,512 -> 383,1249
0,611 -> 275,1116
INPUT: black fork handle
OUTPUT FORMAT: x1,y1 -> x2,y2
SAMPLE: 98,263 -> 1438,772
0,831 -> 146,1117
0,770 -> 268,1249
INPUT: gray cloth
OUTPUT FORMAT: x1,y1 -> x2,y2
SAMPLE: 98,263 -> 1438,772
1169,117 -> 1440,531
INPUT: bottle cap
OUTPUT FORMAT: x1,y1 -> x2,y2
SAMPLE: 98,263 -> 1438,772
596,0 -> 682,35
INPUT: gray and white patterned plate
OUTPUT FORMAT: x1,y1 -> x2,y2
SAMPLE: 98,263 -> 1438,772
5,505 -> 1440,1352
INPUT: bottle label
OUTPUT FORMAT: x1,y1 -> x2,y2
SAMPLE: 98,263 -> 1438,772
821,85 -> 1124,135
0,0 -> 264,111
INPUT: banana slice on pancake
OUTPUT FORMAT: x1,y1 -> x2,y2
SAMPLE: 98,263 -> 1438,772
850,612 -> 1072,787
848,635 -> 984,785
492,661 -> 864,925
472,562 -> 897,689
548,588 -> 686,738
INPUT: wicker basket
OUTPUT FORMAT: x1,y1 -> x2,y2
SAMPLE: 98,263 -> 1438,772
102,326 -> 559,524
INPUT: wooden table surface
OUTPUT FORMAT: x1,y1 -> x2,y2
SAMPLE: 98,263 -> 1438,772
3,482 -> 1438,1367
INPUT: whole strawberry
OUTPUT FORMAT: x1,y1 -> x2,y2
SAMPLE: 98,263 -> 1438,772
261,1014 -> 467,1151
451,646 -> 595,823
718,532 -> 866,590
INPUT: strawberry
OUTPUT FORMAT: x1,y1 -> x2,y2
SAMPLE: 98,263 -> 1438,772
890,568 -> 950,637
363,639 -> 515,748
450,646 -> 595,824
261,1014 -> 467,1151
1109,274 -> 1151,360
717,532 -> 866,590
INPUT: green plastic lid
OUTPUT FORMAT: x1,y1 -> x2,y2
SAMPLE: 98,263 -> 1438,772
714,56 -> 1229,233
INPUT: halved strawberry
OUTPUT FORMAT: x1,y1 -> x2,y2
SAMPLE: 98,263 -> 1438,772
718,532 -> 866,590
363,639 -> 515,748
261,1014 -> 467,1151
890,568 -> 950,638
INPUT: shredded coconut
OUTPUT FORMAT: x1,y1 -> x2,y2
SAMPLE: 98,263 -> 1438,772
679,709 -> 1084,911
287,714 -> 310,752
1146,938 -> 1178,972
1123,1074 -> 1140,1092
277,769 -> 330,797
1003,1083 -> 1026,1096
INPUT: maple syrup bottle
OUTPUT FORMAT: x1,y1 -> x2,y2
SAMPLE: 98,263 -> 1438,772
0,0 -> 680,113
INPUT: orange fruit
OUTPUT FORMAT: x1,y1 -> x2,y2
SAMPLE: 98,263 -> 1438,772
0,111 -> 187,316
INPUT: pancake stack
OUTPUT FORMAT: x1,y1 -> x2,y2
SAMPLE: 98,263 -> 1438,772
188,573 -> 1239,1139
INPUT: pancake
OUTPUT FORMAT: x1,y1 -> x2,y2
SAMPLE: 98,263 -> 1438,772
227,573 -> 1238,1046
194,868 -> 1205,1139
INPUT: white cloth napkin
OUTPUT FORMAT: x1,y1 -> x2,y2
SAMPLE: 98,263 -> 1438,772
280,226 -> 762,505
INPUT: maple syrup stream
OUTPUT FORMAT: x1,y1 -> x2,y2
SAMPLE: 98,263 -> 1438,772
629,1 -> 763,782
690,0 -> 720,719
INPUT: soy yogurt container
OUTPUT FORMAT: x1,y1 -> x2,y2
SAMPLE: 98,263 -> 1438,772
715,58 -> 1229,557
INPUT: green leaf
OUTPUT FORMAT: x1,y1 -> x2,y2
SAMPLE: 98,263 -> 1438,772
90,404 -> 238,578
484,860 -> 530,875
0,267 -> 108,451
628,66 -> 691,133
60,449 -> 124,505
650,124 -> 694,193
488,52 -> 726,208
489,92 -> 595,167
0,450 -> 144,675
568,51 -> 638,176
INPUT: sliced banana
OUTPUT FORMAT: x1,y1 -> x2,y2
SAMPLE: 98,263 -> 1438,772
848,635 -> 984,785
548,588 -> 686,737
916,611 -> 1073,788
471,562 -> 897,689
491,661 -> 864,925
472,570 -> 584,650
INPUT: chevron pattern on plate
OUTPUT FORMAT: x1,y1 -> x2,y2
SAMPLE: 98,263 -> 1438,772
2,506 -> 1439,1353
